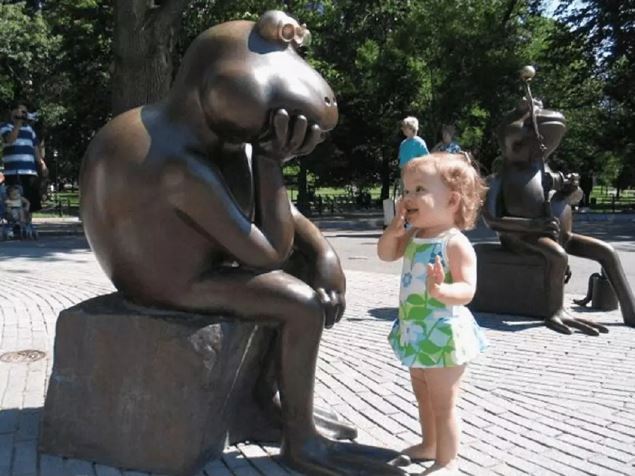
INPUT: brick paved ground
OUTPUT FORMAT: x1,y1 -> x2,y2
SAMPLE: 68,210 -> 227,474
1,233 -> 634,476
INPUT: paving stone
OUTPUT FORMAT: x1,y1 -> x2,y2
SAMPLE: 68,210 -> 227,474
0,410 -> 19,434
0,434 -> 12,474
14,411 -> 38,442
460,445 -> 499,467
64,458 -> 96,476
591,454 -> 635,475
541,449 -> 611,475
202,461 -> 233,476
11,439 -> 37,476
489,463 -> 522,475
235,445 -> 290,476
38,455 -> 68,476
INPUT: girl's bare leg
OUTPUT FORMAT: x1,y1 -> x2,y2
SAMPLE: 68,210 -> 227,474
403,368 -> 436,460
424,365 -> 466,468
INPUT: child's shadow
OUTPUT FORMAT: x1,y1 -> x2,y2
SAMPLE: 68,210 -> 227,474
366,307 -> 398,321
472,311 -> 547,332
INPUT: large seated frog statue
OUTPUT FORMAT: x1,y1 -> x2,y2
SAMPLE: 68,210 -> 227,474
80,10 -> 405,476
481,67 -> 635,334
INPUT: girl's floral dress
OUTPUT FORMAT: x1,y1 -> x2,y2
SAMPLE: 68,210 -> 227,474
388,229 -> 488,368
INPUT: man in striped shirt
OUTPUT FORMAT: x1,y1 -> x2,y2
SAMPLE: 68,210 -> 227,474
1,101 -> 47,213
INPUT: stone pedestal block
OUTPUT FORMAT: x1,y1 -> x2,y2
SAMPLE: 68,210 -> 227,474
470,243 -> 556,318
39,293 -> 278,476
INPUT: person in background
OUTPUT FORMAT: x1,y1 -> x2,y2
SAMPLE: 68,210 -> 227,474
0,172 -> 6,217
387,116 -> 430,228
0,100 -> 47,218
399,116 -> 429,168
432,124 -> 461,154
4,185 -> 30,226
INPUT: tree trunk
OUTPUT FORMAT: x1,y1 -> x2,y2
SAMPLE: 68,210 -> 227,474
297,160 -> 309,215
380,151 -> 391,200
112,0 -> 190,116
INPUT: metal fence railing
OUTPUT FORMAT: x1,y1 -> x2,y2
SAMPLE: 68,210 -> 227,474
39,197 -> 74,217
299,194 -> 381,216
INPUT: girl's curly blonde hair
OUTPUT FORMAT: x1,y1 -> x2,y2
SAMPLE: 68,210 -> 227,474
402,152 -> 488,230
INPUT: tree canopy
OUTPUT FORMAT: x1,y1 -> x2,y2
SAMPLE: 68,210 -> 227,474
0,0 -> 632,197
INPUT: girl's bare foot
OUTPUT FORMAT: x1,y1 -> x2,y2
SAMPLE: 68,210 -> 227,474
402,442 -> 436,462
419,461 -> 460,475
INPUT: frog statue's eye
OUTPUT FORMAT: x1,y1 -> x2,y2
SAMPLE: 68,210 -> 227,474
279,22 -> 312,47
256,11 -> 311,48
279,22 -> 295,42
294,24 -> 311,47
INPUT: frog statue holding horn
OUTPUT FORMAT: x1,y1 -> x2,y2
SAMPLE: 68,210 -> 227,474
480,66 -> 635,334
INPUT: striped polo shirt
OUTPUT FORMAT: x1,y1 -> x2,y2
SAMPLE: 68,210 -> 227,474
0,122 -> 39,176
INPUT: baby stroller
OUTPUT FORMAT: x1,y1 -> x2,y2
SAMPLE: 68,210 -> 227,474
1,183 -> 38,241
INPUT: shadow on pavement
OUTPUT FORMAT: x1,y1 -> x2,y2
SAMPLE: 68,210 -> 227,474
0,235 -> 91,261
474,312 -> 545,332
367,307 -> 547,333
366,307 -> 398,321
474,310 -> 626,333
0,406 -> 41,443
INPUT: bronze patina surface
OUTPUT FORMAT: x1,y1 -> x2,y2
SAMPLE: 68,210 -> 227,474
79,10 -> 405,475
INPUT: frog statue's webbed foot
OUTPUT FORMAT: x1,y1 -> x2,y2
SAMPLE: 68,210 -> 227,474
254,394 -> 410,472
257,388 -> 361,441
545,308 -> 609,336
283,433 -> 410,475
313,408 -> 411,466
314,404 -> 359,440
259,392 -> 406,463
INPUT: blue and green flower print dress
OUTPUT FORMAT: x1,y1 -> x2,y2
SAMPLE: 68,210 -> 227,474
388,229 -> 488,368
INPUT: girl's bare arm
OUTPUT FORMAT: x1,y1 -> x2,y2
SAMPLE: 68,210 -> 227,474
377,199 -> 416,261
427,233 -> 477,305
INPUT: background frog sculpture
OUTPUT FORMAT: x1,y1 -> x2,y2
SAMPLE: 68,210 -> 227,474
480,67 -> 635,334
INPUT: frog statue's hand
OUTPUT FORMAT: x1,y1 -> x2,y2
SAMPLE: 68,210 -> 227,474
288,203 -> 347,329
313,249 -> 346,328
563,173 -> 584,205
254,109 -> 325,163
245,108 -> 328,268
531,215 -> 561,241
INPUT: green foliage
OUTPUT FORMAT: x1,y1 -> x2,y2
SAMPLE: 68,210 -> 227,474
0,0 -> 631,200
554,0 -> 635,190
0,0 -> 111,182
0,2 -> 60,106
40,0 -> 112,179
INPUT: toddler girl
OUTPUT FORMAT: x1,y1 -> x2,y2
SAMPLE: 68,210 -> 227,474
377,152 -> 488,475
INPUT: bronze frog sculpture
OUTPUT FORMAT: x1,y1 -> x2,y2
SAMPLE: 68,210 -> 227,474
80,10 -> 405,475
483,68 -> 635,334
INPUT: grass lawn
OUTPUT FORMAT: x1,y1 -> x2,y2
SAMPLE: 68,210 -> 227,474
35,191 -> 80,217
30,186 -> 635,217
588,186 -> 635,211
